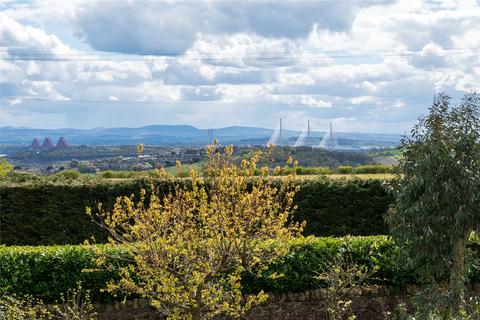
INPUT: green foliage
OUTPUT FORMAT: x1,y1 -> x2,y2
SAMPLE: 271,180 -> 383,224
255,146 -> 373,168
99,170 -> 138,179
0,159 -> 13,177
385,292 -> 480,320
92,144 -> 302,319
294,178 -> 392,237
387,93 -> 480,310
0,245 -> 132,303
336,165 -> 395,174
53,283 -> 97,320
353,165 -> 396,174
0,283 -> 97,320
250,166 -> 332,176
0,294 -> 51,319
315,251 -> 371,320
0,177 -> 392,245
337,166 -> 353,174
0,171 -> 45,184
368,148 -> 403,159
54,170 -> 81,180
1,237 -> 479,304
242,236 -> 406,294
295,166 -> 332,175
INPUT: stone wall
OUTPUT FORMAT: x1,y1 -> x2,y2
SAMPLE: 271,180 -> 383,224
93,284 -> 480,320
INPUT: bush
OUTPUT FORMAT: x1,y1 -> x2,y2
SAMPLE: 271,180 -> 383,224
336,165 -> 396,174
0,159 -> 13,177
54,170 -> 81,180
99,170 -> 115,179
1,236 -> 478,304
337,166 -> 354,174
295,166 -> 332,175
0,177 -> 392,245
99,170 -> 138,179
353,165 -> 395,174
0,245 -> 132,303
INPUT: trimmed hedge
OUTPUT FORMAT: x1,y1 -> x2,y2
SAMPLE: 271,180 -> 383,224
1,236 -> 479,303
336,165 -> 396,174
0,178 -> 392,245
295,178 -> 392,236
0,244 -> 132,303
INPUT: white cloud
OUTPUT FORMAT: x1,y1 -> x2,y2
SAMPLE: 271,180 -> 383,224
1,0 -> 479,132
71,0 -> 386,55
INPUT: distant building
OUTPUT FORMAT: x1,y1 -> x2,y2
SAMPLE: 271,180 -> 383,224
41,137 -> 54,149
31,138 -> 41,149
56,137 -> 68,148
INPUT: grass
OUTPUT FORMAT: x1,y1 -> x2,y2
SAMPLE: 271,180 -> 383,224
368,148 -> 403,159
164,162 -> 205,177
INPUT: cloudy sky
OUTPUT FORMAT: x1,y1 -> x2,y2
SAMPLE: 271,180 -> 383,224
1,0 -> 479,133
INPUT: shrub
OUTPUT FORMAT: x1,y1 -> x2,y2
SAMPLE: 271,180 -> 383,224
337,166 -> 354,174
91,144 -> 302,319
353,165 -> 394,174
99,170 -> 115,179
336,165 -> 396,174
98,171 -> 137,179
295,166 -> 332,175
54,170 -> 81,180
0,284 -> 97,320
0,159 -> 13,177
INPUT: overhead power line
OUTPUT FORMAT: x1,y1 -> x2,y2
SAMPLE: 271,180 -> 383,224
1,97 -> 313,105
3,46 -> 478,55
1,48 -> 479,62
1,96 -> 423,105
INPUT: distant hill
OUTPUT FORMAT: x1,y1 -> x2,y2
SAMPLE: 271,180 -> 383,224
0,125 -> 401,149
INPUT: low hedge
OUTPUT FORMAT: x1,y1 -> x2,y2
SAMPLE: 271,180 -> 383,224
1,236 -> 479,303
0,244 -> 132,303
0,177 -> 392,245
336,165 -> 397,174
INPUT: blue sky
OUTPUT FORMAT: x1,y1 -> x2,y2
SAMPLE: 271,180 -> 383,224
0,0 -> 479,133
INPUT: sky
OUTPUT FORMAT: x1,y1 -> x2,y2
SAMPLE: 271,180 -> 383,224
0,0 -> 479,133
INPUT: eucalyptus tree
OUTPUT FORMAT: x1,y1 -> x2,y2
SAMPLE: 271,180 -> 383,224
387,93 -> 480,313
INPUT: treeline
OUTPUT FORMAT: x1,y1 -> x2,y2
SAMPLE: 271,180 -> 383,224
278,164 -> 396,175
251,146 -> 375,168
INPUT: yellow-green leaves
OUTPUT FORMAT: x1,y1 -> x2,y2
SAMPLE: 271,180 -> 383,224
94,143 -> 302,319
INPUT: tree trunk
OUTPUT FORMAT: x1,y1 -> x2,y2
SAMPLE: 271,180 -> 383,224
191,284 -> 203,320
449,227 -> 473,313
191,306 -> 201,320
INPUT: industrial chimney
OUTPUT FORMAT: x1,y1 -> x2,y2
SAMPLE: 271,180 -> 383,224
31,138 -> 41,149
56,137 -> 68,148
41,137 -> 54,149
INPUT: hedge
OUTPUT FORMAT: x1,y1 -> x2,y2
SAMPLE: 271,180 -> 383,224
294,178 -> 392,237
336,165 -> 396,174
0,244 -> 132,303
0,178 -> 392,245
1,236 -> 479,303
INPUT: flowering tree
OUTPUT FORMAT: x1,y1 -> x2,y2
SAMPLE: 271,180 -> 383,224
89,143 -> 303,319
